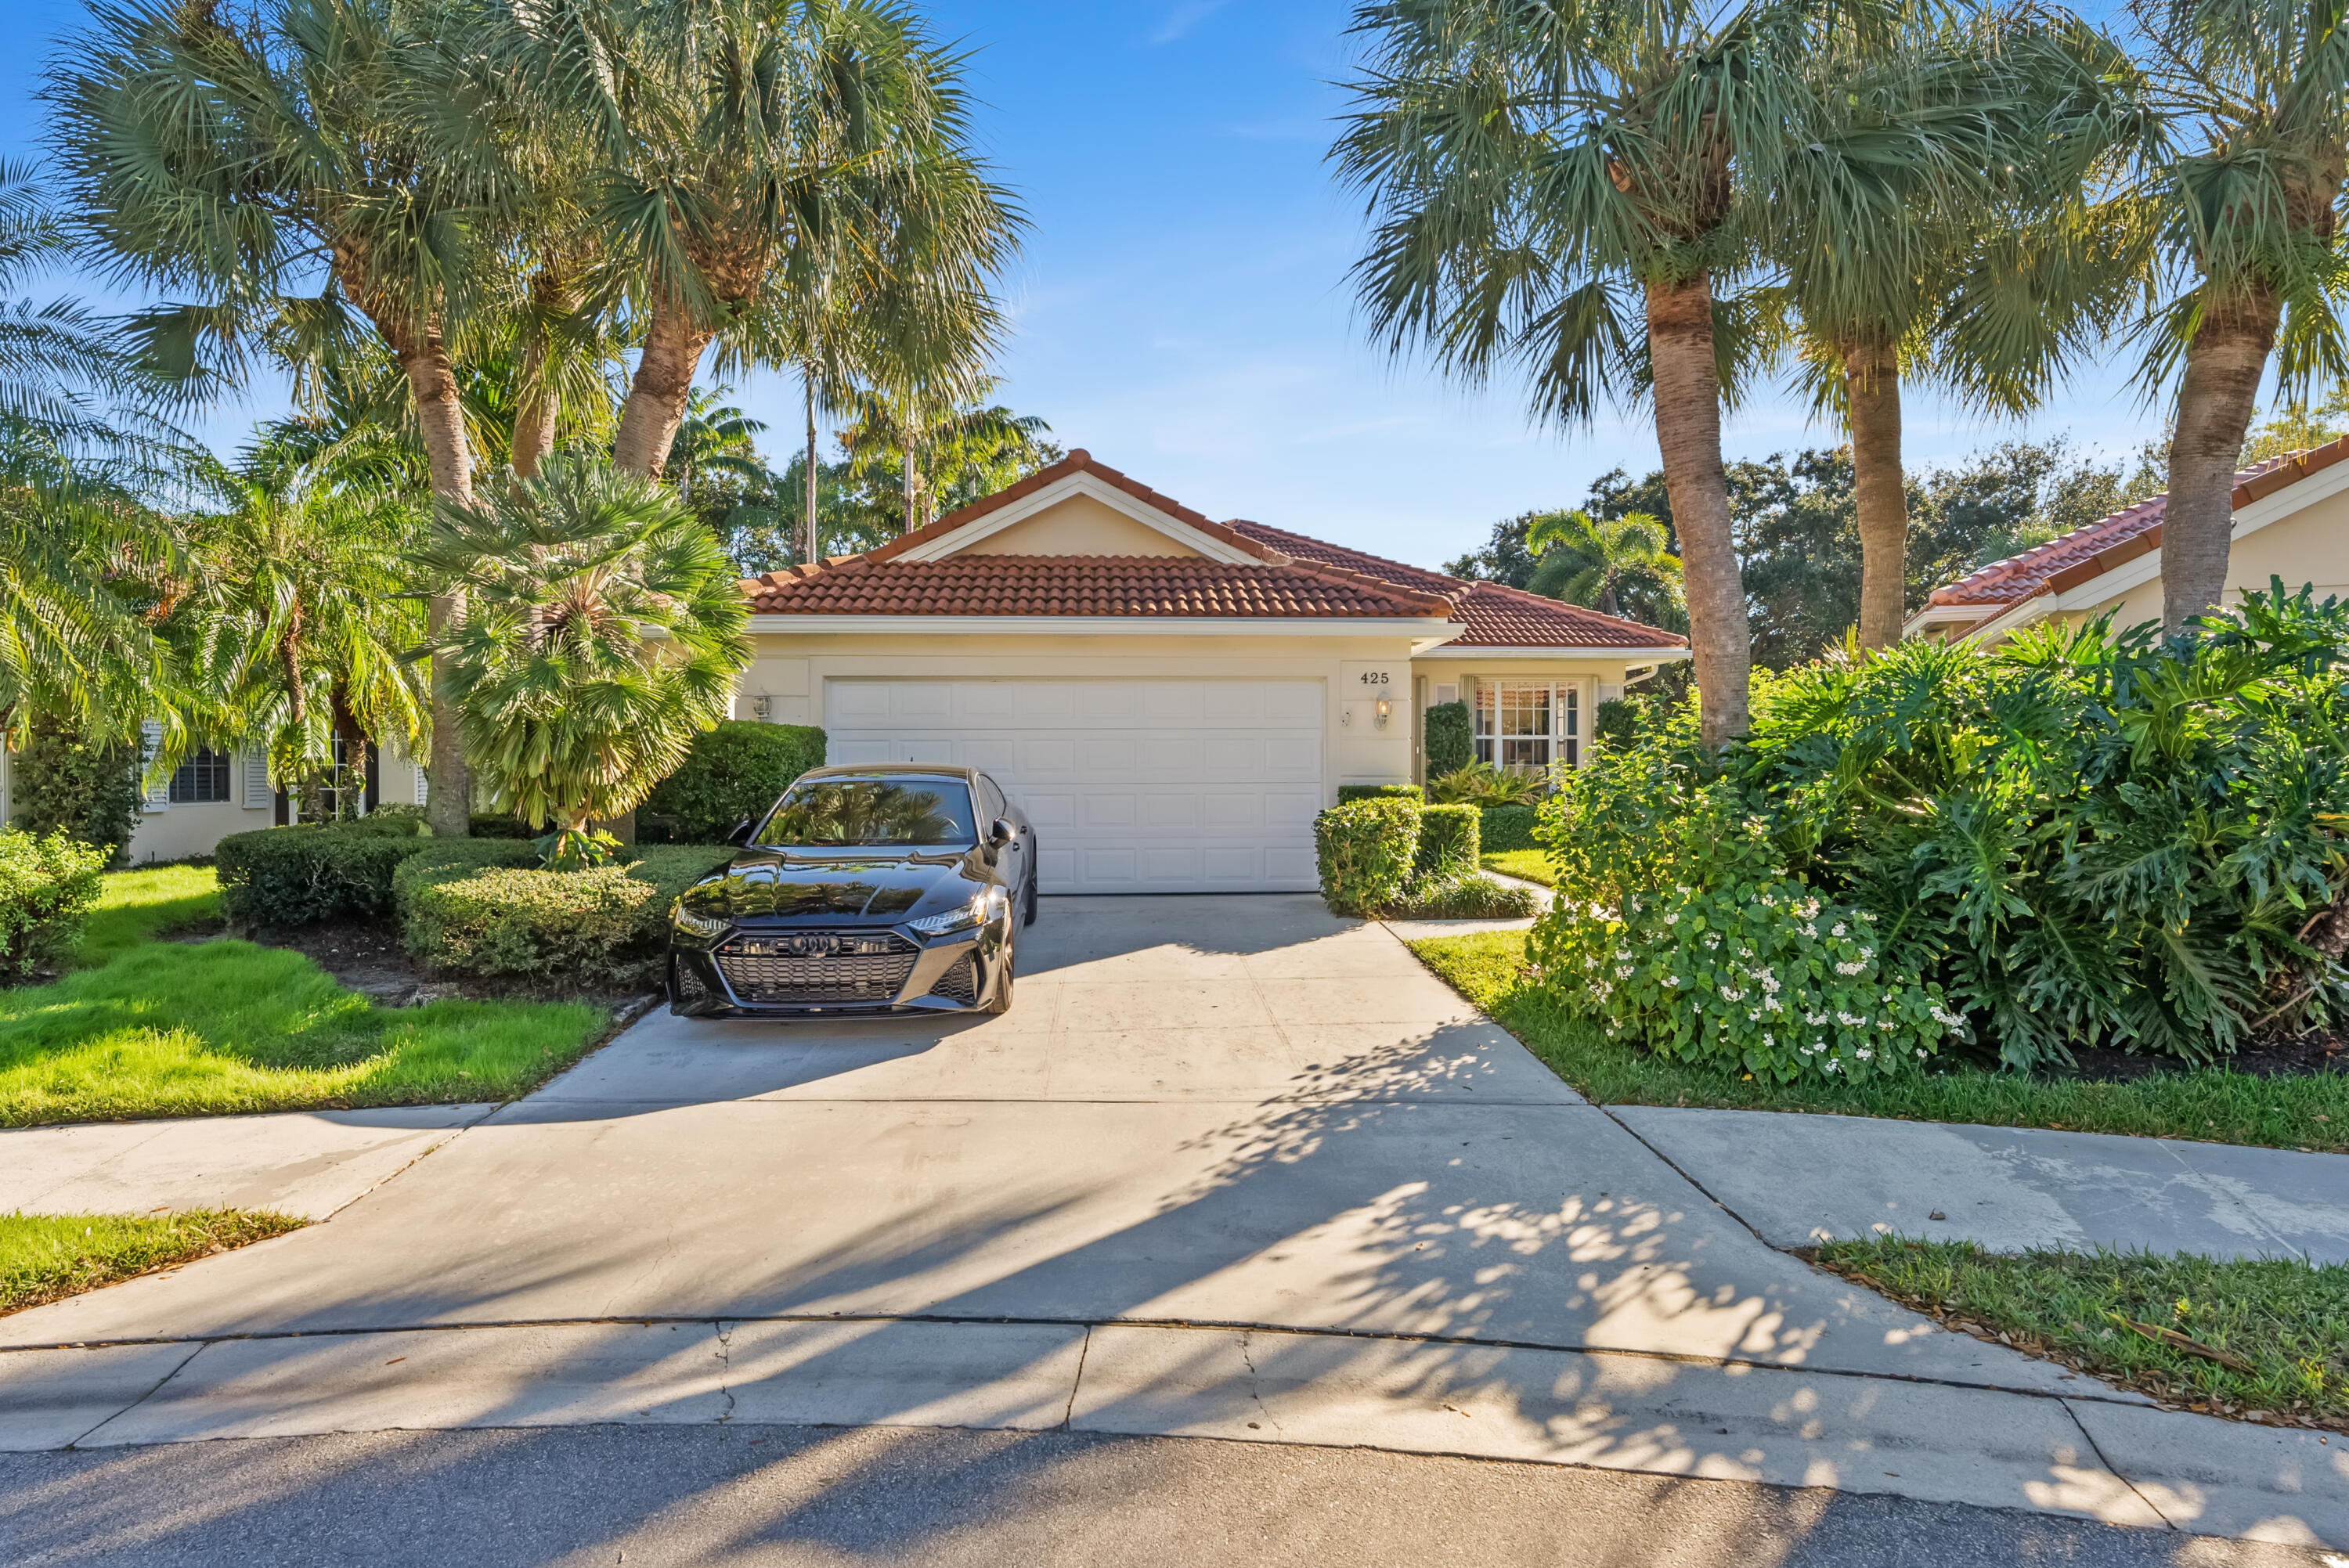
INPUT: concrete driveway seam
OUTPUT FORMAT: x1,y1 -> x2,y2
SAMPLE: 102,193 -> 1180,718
61,1340 -> 203,1451
0,1310 -> 2169,1412
2055,1393 -> 2174,1535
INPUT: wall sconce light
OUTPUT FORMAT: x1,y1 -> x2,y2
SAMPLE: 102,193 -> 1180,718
1374,696 -> 1393,729
752,694 -> 774,722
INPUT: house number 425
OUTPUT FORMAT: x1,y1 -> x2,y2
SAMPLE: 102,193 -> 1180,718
1359,672 -> 1391,685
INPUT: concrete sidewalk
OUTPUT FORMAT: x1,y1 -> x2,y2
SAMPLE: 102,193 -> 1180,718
0,1105 -> 494,1220
1615,1106 -> 2349,1263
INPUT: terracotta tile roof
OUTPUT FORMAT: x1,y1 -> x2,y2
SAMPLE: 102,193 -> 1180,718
743,447 -> 1683,646
1445,580 -> 1687,648
742,554 -> 1445,618
1927,436 -> 2349,611
1229,519 -> 1686,648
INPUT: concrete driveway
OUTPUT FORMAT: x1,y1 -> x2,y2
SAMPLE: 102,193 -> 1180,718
2,896 -> 2341,1549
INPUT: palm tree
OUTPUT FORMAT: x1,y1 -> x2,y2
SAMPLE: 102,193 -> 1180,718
839,385 -> 1054,532
1763,15 -> 2146,649
0,416 -> 168,748
496,0 -> 1021,483
0,160 -> 164,454
2128,0 -> 2349,630
52,0 -> 500,835
413,458 -> 751,867
1526,510 -> 1685,623
1337,0 -> 1905,747
669,391 -> 774,519
167,464 -> 428,820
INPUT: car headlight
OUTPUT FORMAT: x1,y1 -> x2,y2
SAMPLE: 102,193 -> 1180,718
673,904 -> 731,939
909,886 -> 1007,938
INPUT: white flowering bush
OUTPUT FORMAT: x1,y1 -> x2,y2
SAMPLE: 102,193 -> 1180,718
1528,713 -> 1963,1082
1532,878 -> 1963,1082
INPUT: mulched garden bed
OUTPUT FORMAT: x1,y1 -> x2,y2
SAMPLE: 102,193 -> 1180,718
2061,1029 -> 2349,1084
251,917 -> 653,1011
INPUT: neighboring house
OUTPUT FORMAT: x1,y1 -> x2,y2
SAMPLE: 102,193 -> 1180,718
0,734 -> 429,866
1907,436 -> 2349,645
734,449 -> 1686,894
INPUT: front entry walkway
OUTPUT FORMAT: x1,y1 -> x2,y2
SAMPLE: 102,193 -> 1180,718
1,896 -> 2340,1549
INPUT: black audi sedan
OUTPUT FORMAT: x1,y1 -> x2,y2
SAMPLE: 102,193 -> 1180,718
666,764 -> 1037,1019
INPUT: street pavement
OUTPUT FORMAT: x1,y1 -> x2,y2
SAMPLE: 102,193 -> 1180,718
3,1424 -> 2340,1568
2,895 -> 2343,1554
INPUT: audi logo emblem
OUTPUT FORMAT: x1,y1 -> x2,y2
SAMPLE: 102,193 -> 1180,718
778,934 -> 841,957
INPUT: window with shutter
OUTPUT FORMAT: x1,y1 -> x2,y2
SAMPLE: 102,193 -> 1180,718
244,752 -> 273,809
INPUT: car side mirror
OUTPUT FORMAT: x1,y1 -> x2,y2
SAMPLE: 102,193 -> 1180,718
727,818 -> 756,848
985,817 -> 1014,863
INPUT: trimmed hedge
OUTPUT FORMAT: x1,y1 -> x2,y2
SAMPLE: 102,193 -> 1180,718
1593,697 -> 1639,748
467,813 -> 540,840
641,722 -> 828,844
216,820 -> 440,928
0,829 -> 108,979
1423,701 -> 1472,777
1416,803 -> 1480,878
1478,805 -> 1539,853
1391,873 -> 1538,920
398,845 -> 733,983
1337,783 -> 1423,805
1315,798 -> 1421,917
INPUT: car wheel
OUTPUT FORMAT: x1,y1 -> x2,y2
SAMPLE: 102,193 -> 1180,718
983,944 -> 1016,1015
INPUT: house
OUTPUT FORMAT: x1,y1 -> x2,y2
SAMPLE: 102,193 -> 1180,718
2,449 -> 1685,879
0,733 -> 429,867
733,449 -> 1686,893
1907,436 -> 2349,645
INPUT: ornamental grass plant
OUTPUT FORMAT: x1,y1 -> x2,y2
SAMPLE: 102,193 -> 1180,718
1535,585 -> 2349,1074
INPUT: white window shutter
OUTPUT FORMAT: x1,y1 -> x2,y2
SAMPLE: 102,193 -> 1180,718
413,760 -> 428,808
140,721 -> 169,811
244,752 -> 273,809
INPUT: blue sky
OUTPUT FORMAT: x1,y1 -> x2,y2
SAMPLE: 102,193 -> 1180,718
4,0 -> 2163,570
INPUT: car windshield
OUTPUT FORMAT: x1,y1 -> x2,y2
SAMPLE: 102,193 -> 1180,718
758,778 -> 979,848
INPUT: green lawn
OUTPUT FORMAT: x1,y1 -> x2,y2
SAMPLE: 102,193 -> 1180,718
1409,929 -> 2349,1153
0,942 -> 607,1125
74,863 -> 224,967
1479,850 -> 1553,886
1817,1237 -> 2348,1430
1,1209 -> 306,1315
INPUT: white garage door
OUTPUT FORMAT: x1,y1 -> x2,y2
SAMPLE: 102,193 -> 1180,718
825,679 -> 1324,893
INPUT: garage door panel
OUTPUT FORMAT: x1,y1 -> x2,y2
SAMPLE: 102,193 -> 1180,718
826,679 -> 1323,892
1141,792 -> 1199,829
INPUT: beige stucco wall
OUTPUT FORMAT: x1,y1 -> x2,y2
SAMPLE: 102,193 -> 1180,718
740,630 -> 1424,802
955,495 -> 1193,557
1984,482 -> 2349,644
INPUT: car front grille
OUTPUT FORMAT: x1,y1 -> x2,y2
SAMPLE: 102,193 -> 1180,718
716,932 -> 920,1004
930,953 -> 978,1005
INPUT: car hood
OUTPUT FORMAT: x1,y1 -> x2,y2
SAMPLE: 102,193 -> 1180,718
680,849 -> 990,926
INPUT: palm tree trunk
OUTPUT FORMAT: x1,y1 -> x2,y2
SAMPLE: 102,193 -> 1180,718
510,269 -> 572,481
386,315 -> 475,840
2162,292 -> 2279,633
1644,275 -> 1750,748
901,439 -> 917,534
1845,338 -> 1909,651
803,365 -> 821,564
613,300 -> 715,479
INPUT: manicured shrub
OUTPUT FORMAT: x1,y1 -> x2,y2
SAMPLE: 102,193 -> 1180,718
640,722 -> 828,843
1314,798 -> 1420,917
216,820 -> 440,928
0,829 -> 109,980
1423,701 -> 1472,777
8,719 -> 140,867
1478,805 -> 1538,853
467,813 -> 539,840
398,845 -> 734,984
1337,783 -> 1423,805
1391,873 -> 1536,920
1416,802 -> 1480,878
